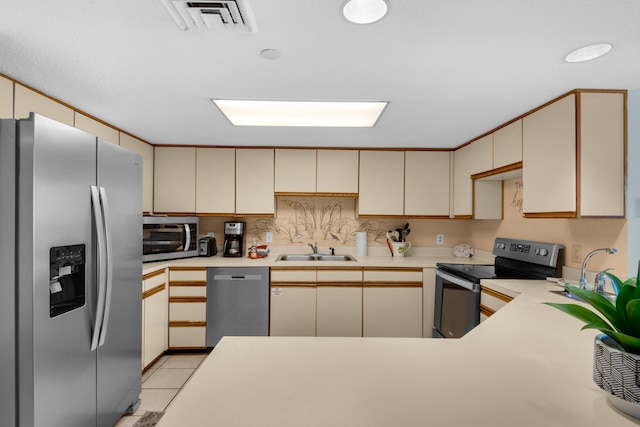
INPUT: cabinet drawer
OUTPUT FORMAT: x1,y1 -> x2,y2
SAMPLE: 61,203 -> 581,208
169,301 -> 206,321
316,269 -> 362,283
170,285 -> 206,297
169,326 -> 206,348
480,287 -> 514,314
363,269 -> 423,283
271,268 -> 316,283
169,268 -> 207,282
143,269 -> 166,292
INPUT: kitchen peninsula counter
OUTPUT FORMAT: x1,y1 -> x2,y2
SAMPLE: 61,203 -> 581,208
156,279 -> 638,426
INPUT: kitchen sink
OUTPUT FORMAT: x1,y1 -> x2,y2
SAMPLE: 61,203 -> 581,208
548,289 -> 616,303
276,254 -> 356,262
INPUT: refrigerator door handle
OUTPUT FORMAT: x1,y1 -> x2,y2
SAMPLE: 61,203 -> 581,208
90,185 -> 107,352
98,187 -> 113,347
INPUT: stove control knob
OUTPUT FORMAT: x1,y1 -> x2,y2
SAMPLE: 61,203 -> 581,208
539,249 -> 548,256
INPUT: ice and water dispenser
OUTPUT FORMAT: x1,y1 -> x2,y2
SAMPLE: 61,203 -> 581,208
49,244 -> 85,317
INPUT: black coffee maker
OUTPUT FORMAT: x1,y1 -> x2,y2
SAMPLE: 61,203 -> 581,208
223,221 -> 245,257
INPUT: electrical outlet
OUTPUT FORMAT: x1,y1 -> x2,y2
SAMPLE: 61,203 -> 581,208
265,231 -> 273,243
571,244 -> 582,263
436,234 -> 444,245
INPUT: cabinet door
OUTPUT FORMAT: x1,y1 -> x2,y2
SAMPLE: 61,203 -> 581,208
358,150 -> 404,216
236,149 -> 274,215
269,286 -> 316,336
316,286 -> 362,337
579,92 -> 625,217
154,147 -> 196,213
452,144 -> 472,217
14,83 -> 74,125
143,288 -> 167,368
493,120 -> 522,168
404,151 -> 450,216
196,147 -> 235,214
0,75 -> 14,119
120,133 -> 154,214
275,149 -> 316,192
362,286 -> 422,337
316,149 -> 359,193
523,94 -> 576,216
468,134 -> 493,175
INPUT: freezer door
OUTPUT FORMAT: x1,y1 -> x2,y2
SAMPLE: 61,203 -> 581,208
95,139 -> 142,427
17,114 -> 98,427
0,119 -> 17,427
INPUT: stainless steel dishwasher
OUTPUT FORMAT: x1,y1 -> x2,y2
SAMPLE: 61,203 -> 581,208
206,267 -> 270,347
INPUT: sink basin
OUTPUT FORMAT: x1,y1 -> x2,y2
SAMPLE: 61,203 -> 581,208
276,254 -> 356,262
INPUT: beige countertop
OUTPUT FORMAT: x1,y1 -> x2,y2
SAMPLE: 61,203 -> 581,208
142,246 -> 494,275
156,278 -> 639,426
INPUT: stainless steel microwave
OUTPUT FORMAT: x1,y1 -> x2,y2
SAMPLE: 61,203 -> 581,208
143,216 -> 199,262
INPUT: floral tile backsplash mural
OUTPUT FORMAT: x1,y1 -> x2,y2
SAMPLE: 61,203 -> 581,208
246,197 -> 388,246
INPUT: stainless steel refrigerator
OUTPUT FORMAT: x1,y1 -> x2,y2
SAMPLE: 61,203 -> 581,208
0,113 -> 143,427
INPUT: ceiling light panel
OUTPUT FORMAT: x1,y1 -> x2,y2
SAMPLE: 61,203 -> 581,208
342,0 -> 388,24
212,100 -> 388,127
564,43 -> 612,63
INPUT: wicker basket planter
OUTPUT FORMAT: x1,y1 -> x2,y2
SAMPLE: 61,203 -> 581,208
594,334 -> 640,418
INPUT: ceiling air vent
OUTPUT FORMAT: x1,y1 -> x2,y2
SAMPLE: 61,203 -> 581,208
160,0 -> 258,32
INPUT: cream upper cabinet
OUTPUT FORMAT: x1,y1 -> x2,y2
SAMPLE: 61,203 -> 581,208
154,147 -> 196,214
522,94 -> 577,216
236,148 -> 274,215
120,133 -> 154,214
0,76 -> 14,119
452,144 -> 472,217
579,92 -> 625,217
74,112 -> 119,145
404,151 -> 450,216
493,120 -> 523,168
316,149 -> 359,193
196,148 -> 235,214
274,149 -> 316,192
14,83 -> 74,126
358,150 -> 404,216
468,134 -> 493,175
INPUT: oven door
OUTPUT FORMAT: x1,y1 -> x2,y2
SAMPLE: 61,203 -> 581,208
433,270 -> 480,338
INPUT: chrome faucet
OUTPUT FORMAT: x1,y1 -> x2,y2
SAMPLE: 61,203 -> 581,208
308,242 -> 318,254
579,248 -> 617,290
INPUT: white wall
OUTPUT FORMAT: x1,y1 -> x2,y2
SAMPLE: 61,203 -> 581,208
627,88 -> 640,277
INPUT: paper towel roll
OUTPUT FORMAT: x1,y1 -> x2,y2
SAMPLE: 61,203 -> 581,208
356,231 -> 367,256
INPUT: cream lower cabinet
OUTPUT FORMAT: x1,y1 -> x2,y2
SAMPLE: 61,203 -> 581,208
142,269 -> 168,370
362,268 -> 423,338
316,268 -> 363,337
479,286 -> 516,323
270,268 -> 317,336
168,267 -> 207,349
422,268 -> 435,338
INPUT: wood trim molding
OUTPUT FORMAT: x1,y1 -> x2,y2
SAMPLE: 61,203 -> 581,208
270,282 -> 317,288
471,161 -> 523,180
271,267 -> 317,271
480,304 -> 495,317
316,267 -> 363,272
363,267 -> 423,273
170,281 -> 207,287
275,192 -> 358,198
363,281 -> 423,288
143,269 -> 166,281
169,296 -> 207,303
169,266 -> 207,272
169,321 -> 207,327
523,211 -> 577,218
316,282 -> 363,287
142,283 -> 166,299
481,286 -> 513,303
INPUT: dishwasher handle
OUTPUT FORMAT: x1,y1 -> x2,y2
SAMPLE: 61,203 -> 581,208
213,274 -> 263,281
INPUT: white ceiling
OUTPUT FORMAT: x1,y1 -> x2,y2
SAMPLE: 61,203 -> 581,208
1,0 -> 640,148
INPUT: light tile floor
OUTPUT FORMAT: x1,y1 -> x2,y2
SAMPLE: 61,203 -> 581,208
113,353 -> 208,427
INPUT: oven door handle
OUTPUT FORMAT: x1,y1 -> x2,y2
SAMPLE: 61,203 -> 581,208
435,270 -> 480,292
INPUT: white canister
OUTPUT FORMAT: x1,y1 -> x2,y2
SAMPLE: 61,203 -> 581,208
356,231 -> 368,256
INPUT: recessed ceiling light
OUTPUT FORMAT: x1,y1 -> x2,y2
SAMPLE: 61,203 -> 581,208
564,43 -> 613,63
342,0 -> 388,25
211,99 -> 388,127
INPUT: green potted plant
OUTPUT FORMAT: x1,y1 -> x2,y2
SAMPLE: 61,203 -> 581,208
544,264 -> 640,418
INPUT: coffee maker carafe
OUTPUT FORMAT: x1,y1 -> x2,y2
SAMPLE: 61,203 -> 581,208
223,221 -> 245,257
